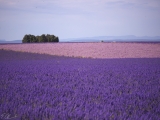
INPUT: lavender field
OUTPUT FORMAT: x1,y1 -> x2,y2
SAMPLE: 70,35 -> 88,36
0,43 -> 160,119
0,43 -> 160,58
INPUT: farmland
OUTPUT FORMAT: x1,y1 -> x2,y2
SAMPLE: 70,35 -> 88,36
0,43 -> 160,119
0,42 -> 160,58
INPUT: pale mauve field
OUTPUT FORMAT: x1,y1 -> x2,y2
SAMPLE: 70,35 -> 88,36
0,43 -> 160,58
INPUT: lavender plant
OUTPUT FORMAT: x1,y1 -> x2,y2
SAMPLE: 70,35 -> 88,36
0,50 -> 160,120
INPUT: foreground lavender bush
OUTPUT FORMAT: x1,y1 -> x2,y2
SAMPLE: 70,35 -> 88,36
0,50 -> 160,120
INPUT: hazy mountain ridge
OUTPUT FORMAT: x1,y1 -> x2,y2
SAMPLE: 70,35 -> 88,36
1,35 -> 160,43
0,40 -> 22,43
61,35 -> 160,42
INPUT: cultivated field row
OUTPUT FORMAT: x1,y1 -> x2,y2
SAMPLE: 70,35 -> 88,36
0,43 -> 160,58
1,50 -> 160,119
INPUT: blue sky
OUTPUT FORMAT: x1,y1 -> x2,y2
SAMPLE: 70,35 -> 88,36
0,0 -> 160,41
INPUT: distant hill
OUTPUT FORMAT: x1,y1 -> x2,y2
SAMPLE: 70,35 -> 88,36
0,40 -> 22,44
61,35 -> 160,42
1,35 -> 160,43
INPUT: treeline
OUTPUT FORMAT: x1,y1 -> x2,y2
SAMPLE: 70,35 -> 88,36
22,34 -> 59,43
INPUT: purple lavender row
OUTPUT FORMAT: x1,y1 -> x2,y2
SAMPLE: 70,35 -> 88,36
0,50 -> 160,119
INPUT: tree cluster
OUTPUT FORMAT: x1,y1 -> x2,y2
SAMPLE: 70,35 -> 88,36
22,34 -> 59,43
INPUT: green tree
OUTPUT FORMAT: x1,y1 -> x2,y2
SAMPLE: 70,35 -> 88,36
22,34 -> 59,43
36,36 -> 41,42
41,34 -> 47,42
54,37 -> 59,42
22,34 -> 29,43
46,34 -> 51,42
